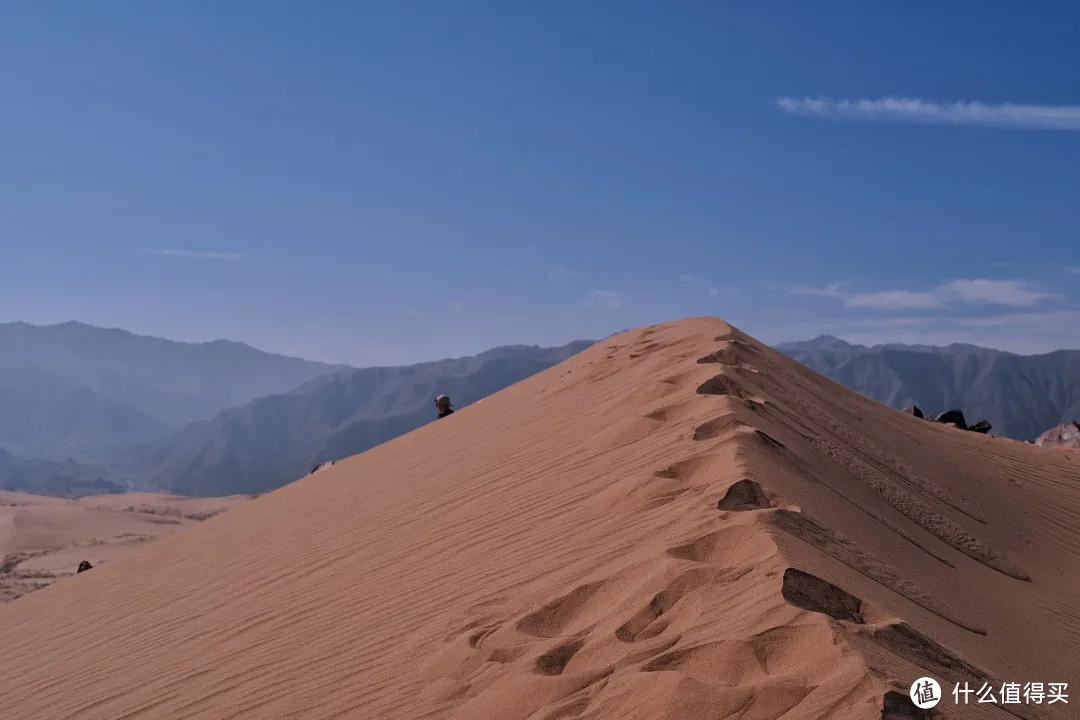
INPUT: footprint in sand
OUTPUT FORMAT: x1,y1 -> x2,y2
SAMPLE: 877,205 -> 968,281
642,398 -> 707,424
614,568 -> 718,643
716,479 -> 772,511
534,638 -> 585,675
695,342 -> 762,374
666,526 -> 778,568
696,373 -> 747,398
622,453 -> 736,512
517,582 -> 604,639
692,415 -> 745,441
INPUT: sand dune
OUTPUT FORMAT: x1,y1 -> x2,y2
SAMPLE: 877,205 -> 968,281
0,491 -> 252,603
1,318 -> 1077,719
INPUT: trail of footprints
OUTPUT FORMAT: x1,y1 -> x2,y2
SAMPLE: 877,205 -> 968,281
431,334 -> 1001,719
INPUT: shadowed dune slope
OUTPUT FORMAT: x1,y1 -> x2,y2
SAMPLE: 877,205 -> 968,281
1,318 -> 1077,719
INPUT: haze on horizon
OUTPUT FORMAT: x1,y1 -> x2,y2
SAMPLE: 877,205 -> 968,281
3,2 -> 1079,365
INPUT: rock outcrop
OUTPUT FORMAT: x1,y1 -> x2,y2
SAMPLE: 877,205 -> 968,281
1035,421 -> 1080,449
933,409 -> 967,428
903,407 -> 992,435
902,404 -> 924,419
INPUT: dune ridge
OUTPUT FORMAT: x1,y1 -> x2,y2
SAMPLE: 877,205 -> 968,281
0,318 -> 1076,719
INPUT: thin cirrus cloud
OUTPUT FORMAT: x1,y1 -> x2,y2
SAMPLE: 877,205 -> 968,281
680,274 -> 724,299
956,309 -> 1080,329
792,279 -> 1055,309
134,248 -> 245,260
941,278 -> 1054,306
548,267 -> 580,284
583,290 -> 623,310
794,283 -> 943,309
776,96 -> 1080,131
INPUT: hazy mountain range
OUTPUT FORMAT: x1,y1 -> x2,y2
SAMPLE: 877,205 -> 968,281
0,321 -> 342,429
0,366 -> 168,461
776,336 -> 1080,440
0,322 -> 589,496
2,322 -> 1078,497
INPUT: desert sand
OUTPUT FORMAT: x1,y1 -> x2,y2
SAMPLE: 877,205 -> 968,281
0,491 -> 252,603
0,318 -> 1076,719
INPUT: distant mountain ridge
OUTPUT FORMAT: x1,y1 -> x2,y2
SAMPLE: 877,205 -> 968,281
0,322 -> 346,465
0,321 -> 345,427
0,367 -> 168,461
776,335 -> 1080,440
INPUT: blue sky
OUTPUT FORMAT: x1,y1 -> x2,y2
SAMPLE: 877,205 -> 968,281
3,2 -> 1079,364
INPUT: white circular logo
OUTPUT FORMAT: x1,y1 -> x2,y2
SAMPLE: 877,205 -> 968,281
910,677 -> 942,709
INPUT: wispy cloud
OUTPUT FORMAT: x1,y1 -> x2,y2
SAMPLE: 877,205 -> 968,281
776,96 -> 1080,131
1067,266 -> 1080,275
583,290 -> 623,310
793,282 -> 942,309
955,309 -> 1080,329
449,300 -> 465,312
134,248 -> 244,260
940,279 -> 1054,306
794,283 -> 848,299
682,274 -> 726,299
849,290 -> 943,309
548,267 -> 580,284
792,278 -> 1054,309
